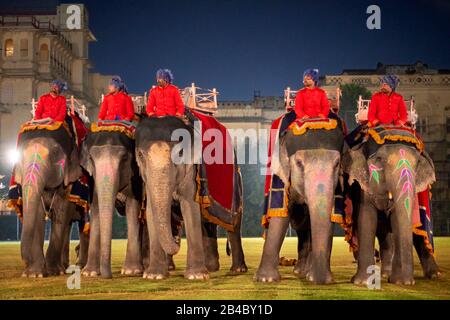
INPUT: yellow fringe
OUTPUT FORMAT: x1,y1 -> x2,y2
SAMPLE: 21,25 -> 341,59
7,199 -> 23,221
82,222 -> 90,235
19,121 -> 71,137
91,122 -> 135,139
195,170 -> 234,232
289,119 -> 338,136
367,129 -> 424,152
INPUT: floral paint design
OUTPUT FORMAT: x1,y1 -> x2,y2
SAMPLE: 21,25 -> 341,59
369,164 -> 382,184
395,149 -> 414,215
23,144 -> 49,204
57,159 -> 65,178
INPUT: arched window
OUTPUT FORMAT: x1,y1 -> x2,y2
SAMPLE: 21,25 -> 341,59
39,43 -> 49,61
20,39 -> 28,58
5,39 -> 14,57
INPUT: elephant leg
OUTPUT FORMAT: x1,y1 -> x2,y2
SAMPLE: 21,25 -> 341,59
82,195 -> 100,277
167,255 -> 176,271
228,213 -> 247,273
122,197 -> 144,276
24,210 -> 47,277
202,221 -> 220,272
140,222 -> 150,270
254,217 -> 289,282
61,222 -> 71,270
46,204 -> 71,276
376,214 -> 393,278
389,207 -> 415,285
293,228 -> 312,278
143,201 -> 170,280
76,227 -> 89,268
351,194 -> 378,285
180,198 -> 208,280
413,234 -> 440,279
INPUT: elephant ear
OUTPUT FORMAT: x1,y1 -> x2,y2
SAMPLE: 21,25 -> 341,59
342,147 -> 370,193
80,142 -> 94,177
271,136 -> 290,186
65,148 -> 82,186
416,151 -> 436,193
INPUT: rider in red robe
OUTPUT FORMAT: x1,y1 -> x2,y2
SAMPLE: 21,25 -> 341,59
98,76 -> 135,121
294,68 -> 330,119
146,69 -> 185,117
368,75 -> 408,127
34,80 -> 68,122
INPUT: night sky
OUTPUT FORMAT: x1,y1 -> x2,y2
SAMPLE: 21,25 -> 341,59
6,0 -> 450,99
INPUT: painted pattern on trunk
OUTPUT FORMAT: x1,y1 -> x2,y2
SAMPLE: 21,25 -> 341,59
396,148 -> 414,216
23,144 -> 49,204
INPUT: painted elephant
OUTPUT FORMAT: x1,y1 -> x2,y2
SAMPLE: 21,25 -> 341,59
135,116 -> 246,280
81,130 -> 143,278
12,126 -> 82,277
343,137 -> 438,285
255,119 -> 345,284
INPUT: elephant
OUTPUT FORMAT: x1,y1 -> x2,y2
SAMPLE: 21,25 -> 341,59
135,116 -> 247,280
255,118 -> 345,284
343,137 -> 438,285
12,125 -> 82,277
81,129 -> 143,278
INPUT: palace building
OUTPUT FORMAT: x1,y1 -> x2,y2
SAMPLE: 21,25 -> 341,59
0,3 -> 112,169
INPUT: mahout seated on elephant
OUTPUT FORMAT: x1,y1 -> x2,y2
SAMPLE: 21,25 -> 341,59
255,110 -> 347,284
7,116 -> 89,277
135,114 -> 246,280
343,124 -> 439,285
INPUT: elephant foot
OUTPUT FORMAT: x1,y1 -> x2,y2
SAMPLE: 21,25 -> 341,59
206,260 -> 220,273
121,268 -> 143,276
22,270 -> 45,278
47,265 -> 65,276
184,271 -> 209,280
293,262 -> 309,278
381,268 -> 391,279
306,270 -> 334,285
81,266 -> 100,277
254,267 -> 281,283
424,269 -> 442,280
351,272 -> 371,286
230,263 -> 248,273
143,272 -> 168,280
388,273 -> 415,286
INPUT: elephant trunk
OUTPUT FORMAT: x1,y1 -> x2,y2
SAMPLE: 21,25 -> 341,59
146,145 -> 180,256
95,159 -> 120,278
20,171 -> 46,267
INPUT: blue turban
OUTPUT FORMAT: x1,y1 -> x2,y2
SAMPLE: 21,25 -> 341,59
303,68 -> 319,85
156,69 -> 174,84
51,80 -> 68,92
380,74 -> 399,91
110,76 -> 126,92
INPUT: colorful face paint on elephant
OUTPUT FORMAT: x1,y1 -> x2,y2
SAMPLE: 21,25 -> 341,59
56,159 -> 65,178
23,144 -> 49,204
369,164 -> 382,184
395,148 -> 414,216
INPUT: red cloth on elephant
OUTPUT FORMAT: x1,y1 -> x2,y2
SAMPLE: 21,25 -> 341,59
34,93 -> 67,122
98,92 -> 135,121
146,84 -> 185,116
294,87 -> 330,119
368,92 -> 408,126
191,110 -> 234,210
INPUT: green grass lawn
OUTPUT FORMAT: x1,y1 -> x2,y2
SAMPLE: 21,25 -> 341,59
0,237 -> 449,300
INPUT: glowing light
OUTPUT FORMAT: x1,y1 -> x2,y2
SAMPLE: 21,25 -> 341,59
8,148 -> 20,165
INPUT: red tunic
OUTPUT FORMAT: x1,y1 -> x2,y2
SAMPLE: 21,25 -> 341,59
98,92 -> 135,121
368,92 -> 408,126
146,84 -> 185,116
34,93 -> 67,122
294,87 -> 330,119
